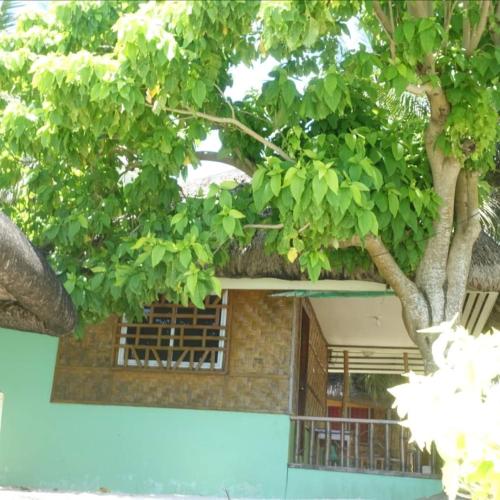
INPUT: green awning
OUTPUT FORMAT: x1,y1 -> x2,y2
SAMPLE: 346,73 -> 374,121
271,290 -> 395,298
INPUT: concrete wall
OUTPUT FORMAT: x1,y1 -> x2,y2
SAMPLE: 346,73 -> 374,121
286,467 -> 442,500
0,328 -> 289,497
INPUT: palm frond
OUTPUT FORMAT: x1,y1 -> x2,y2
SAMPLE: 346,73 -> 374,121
377,87 -> 429,122
0,0 -> 22,31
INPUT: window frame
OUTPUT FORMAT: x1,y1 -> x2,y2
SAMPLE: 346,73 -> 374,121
116,291 -> 229,371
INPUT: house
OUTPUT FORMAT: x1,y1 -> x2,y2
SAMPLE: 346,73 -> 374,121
0,211 -> 499,499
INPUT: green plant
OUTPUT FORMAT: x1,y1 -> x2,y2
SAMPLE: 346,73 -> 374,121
391,322 -> 500,499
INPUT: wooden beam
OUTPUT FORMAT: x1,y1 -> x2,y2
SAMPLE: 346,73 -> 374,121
341,350 -> 349,417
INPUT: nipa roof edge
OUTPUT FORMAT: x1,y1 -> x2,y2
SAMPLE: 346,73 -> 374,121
0,213 -> 76,336
222,230 -> 500,292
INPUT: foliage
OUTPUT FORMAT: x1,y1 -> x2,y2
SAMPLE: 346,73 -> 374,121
354,373 -> 405,402
0,1 -> 497,328
0,0 -> 22,31
391,324 -> 500,499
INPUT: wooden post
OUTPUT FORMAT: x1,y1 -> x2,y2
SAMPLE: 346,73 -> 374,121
341,350 -> 349,417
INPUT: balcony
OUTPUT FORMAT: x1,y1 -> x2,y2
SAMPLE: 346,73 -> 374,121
289,416 -> 440,478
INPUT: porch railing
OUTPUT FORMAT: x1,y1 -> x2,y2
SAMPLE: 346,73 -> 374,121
290,416 -> 439,477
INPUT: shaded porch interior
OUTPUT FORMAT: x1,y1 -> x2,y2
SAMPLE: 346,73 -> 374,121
288,289 -> 498,477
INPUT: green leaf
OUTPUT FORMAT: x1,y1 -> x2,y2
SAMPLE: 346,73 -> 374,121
281,80 -> 296,106
388,192 -> 399,217
252,168 -> 266,191
228,209 -> 245,219
420,29 -> 435,54
211,277 -> 222,297
270,174 -> 281,197
326,88 -> 342,112
350,184 -> 362,206
392,143 -> 404,161
287,247 -> 298,263
357,210 -> 372,237
290,175 -> 305,202
338,188 -> 352,214
324,74 -> 337,96
151,245 -> 166,267
283,166 -> 297,186
403,22 -> 415,43
222,216 -> 236,236
78,214 -> 88,228
325,169 -> 339,193
64,279 -> 75,294
68,220 -> 80,241
220,180 -> 237,190
192,80 -> 207,107
312,175 -> 328,205
179,248 -> 191,268
186,273 -> 198,296
345,133 -> 356,151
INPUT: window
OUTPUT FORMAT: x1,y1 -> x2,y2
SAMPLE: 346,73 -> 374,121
115,291 -> 228,371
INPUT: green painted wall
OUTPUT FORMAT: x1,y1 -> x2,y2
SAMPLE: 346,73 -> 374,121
0,328 -> 289,497
0,327 -> 443,499
286,467 -> 443,500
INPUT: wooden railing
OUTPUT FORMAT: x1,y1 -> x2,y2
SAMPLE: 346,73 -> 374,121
290,416 -> 439,477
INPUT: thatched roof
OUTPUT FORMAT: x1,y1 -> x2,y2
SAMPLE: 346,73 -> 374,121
222,230 -> 500,292
0,213 -> 76,336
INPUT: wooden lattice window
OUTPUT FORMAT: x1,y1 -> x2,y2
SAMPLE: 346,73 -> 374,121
115,291 -> 228,371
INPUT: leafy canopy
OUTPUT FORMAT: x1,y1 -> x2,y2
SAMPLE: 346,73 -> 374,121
0,1 -> 497,327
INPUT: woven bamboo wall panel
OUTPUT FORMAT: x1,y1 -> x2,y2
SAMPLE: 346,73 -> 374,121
56,316 -> 116,368
51,367 -> 113,402
52,290 -> 294,414
228,291 -> 293,376
303,299 -> 328,417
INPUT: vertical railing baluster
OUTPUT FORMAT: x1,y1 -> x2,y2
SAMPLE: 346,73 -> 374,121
354,422 -> 360,469
294,419 -> 301,463
431,442 -> 436,474
309,420 -> 315,466
325,420 -> 331,467
384,423 -> 390,470
345,423 -> 352,467
400,427 -> 406,472
369,422 -> 374,469
340,421 -> 345,466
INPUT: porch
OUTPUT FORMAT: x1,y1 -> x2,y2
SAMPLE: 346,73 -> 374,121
289,415 -> 439,478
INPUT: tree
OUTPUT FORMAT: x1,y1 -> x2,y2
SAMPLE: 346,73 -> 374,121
0,1 -> 497,367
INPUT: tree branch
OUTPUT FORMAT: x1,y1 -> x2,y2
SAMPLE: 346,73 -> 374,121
373,0 -> 396,59
196,151 -> 255,176
164,107 -> 293,162
467,0 -> 492,54
442,0 -> 458,48
244,223 -> 284,230
406,84 -> 431,96
408,0 -> 435,72
445,171 -> 481,319
415,83 -> 459,325
415,157 -> 460,323
463,0 -> 472,51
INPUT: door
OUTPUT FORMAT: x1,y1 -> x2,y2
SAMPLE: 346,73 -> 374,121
297,308 -> 310,416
